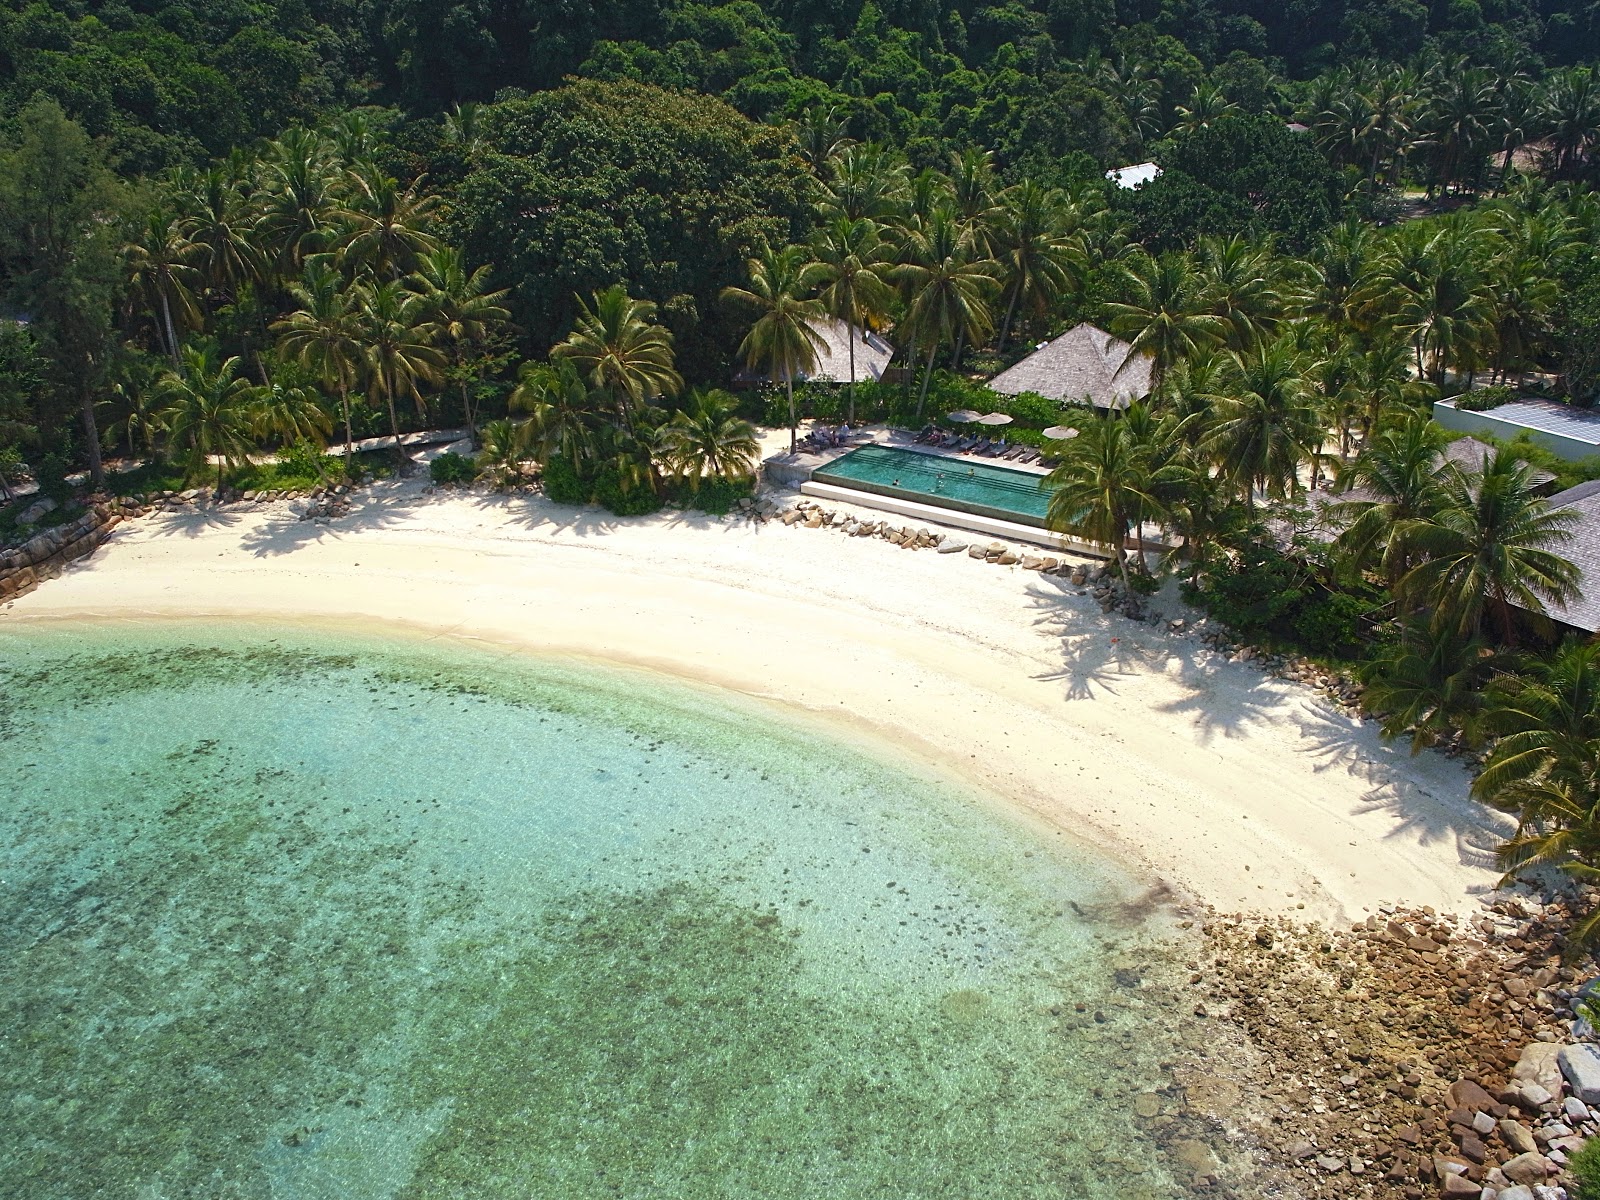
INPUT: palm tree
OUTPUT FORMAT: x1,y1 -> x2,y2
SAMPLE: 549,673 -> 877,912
1203,338 -> 1320,505
255,126 -> 342,279
409,246 -> 511,436
1173,81 -> 1239,134
992,180 -> 1082,351
1397,450 -> 1580,641
1104,252 -> 1225,385
552,285 -> 682,431
510,359 -> 599,467
174,160 -> 261,306
1044,412 -> 1158,595
475,417 -> 533,487
440,102 -> 486,159
894,207 -> 998,410
808,217 -> 895,423
723,245 -> 828,453
353,277 -> 446,457
252,372 -> 333,452
821,143 -> 909,223
1474,641 -> 1600,931
663,389 -> 761,491
1361,618 -> 1499,751
1196,234 -> 1283,352
338,162 -> 441,278
123,209 -> 201,364
155,345 -> 259,490
273,262 -> 364,460
1421,66 -> 1499,194
1329,412 -> 1453,589
1543,67 -> 1599,179
793,104 -> 854,176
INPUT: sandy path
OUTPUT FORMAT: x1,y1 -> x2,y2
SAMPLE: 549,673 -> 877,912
3,479 -> 1510,922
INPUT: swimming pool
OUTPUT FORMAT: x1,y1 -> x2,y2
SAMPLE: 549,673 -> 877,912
812,444 -> 1057,528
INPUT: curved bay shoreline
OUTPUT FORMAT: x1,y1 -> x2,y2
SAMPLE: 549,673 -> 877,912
3,474 -> 1507,924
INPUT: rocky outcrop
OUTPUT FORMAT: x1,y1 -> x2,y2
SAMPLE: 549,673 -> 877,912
0,501 -> 128,601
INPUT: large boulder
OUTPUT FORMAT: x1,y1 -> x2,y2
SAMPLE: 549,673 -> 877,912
1500,1152 -> 1550,1185
1559,1043 -> 1600,1104
1516,1043 -> 1565,1095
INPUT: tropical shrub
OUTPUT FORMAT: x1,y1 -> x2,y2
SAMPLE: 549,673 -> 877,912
429,452 -> 476,485
593,466 -> 662,516
540,454 -> 588,505
1292,592 -> 1372,656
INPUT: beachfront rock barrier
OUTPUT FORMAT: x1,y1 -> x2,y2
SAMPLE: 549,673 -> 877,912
0,500 -> 127,601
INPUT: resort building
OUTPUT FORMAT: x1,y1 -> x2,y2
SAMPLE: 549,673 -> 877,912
1434,395 -> 1600,462
1105,162 -> 1161,189
1513,479 -> 1600,634
986,322 -> 1154,413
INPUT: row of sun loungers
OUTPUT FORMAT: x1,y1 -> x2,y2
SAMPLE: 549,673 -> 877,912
912,426 -> 1044,464
796,425 -> 858,454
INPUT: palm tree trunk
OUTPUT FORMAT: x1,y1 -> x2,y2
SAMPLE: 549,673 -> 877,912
80,388 -> 104,489
949,326 -> 967,372
786,375 -> 797,454
998,278 -> 1022,352
386,371 -> 404,460
915,340 -> 938,418
159,287 -> 181,366
338,381 -> 354,472
846,330 -> 857,425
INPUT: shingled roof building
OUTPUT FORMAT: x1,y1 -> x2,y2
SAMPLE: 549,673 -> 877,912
986,323 -> 1155,412
1513,479 -> 1600,633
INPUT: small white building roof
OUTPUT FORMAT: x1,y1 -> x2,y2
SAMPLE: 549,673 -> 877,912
1106,162 -> 1162,189
986,322 -> 1154,411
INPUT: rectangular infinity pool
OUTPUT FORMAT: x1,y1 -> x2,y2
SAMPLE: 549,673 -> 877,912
812,444 -> 1057,528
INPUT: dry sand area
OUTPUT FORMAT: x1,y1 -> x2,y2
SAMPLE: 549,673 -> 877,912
3,475 -> 1512,923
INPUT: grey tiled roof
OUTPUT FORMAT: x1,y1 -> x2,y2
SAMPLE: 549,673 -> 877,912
1444,435 -> 1557,488
986,323 -> 1154,411
1517,480 -> 1600,632
1443,397 -> 1600,447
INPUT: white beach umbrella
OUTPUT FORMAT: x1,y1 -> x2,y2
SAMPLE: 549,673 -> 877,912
976,412 -> 1013,426
1041,425 -> 1080,440
946,409 -> 981,423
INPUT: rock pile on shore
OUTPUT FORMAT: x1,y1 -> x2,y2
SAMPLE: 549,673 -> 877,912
1198,888 -> 1599,1199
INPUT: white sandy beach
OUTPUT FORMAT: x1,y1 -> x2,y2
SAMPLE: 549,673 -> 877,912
2,475 -> 1512,923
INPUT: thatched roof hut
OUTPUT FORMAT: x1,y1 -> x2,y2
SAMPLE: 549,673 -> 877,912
986,323 -> 1154,411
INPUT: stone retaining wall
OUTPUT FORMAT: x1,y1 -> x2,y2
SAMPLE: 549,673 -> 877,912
0,501 -> 126,602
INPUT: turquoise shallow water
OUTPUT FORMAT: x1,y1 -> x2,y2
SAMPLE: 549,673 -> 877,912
0,621 -> 1194,1200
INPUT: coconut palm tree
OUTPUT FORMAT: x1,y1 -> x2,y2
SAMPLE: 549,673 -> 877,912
409,246 -> 511,436
174,160 -> 262,306
338,163 -> 441,279
353,277 -> 446,457
820,143 -> 908,223
1204,338 -> 1320,505
1329,412 -> 1453,589
1173,81 -> 1240,134
793,103 -> 854,176
252,371 -> 333,452
894,206 -> 998,410
273,261 -> 364,460
475,417 -> 533,487
552,285 -> 682,431
155,344 -> 259,490
992,180 -> 1082,351
663,389 -> 761,491
1104,252 -> 1225,385
1543,66 -> 1599,179
1397,449 -> 1580,641
808,217 -> 895,423
723,245 -> 828,453
123,209 -> 201,364
255,126 -> 342,279
1361,618 -> 1500,751
1196,234 -> 1284,352
510,359 -> 600,467
1044,412 -> 1158,595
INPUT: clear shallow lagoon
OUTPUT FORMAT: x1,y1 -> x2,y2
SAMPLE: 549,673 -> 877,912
1,621 -> 1191,1200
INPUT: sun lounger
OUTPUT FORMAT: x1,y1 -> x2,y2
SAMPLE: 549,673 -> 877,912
972,438 -> 991,454
1002,444 -> 1025,460
1017,448 -> 1040,464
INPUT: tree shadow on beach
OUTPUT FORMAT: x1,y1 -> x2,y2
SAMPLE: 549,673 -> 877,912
237,493 -> 410,557
140,505 -> 249,541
